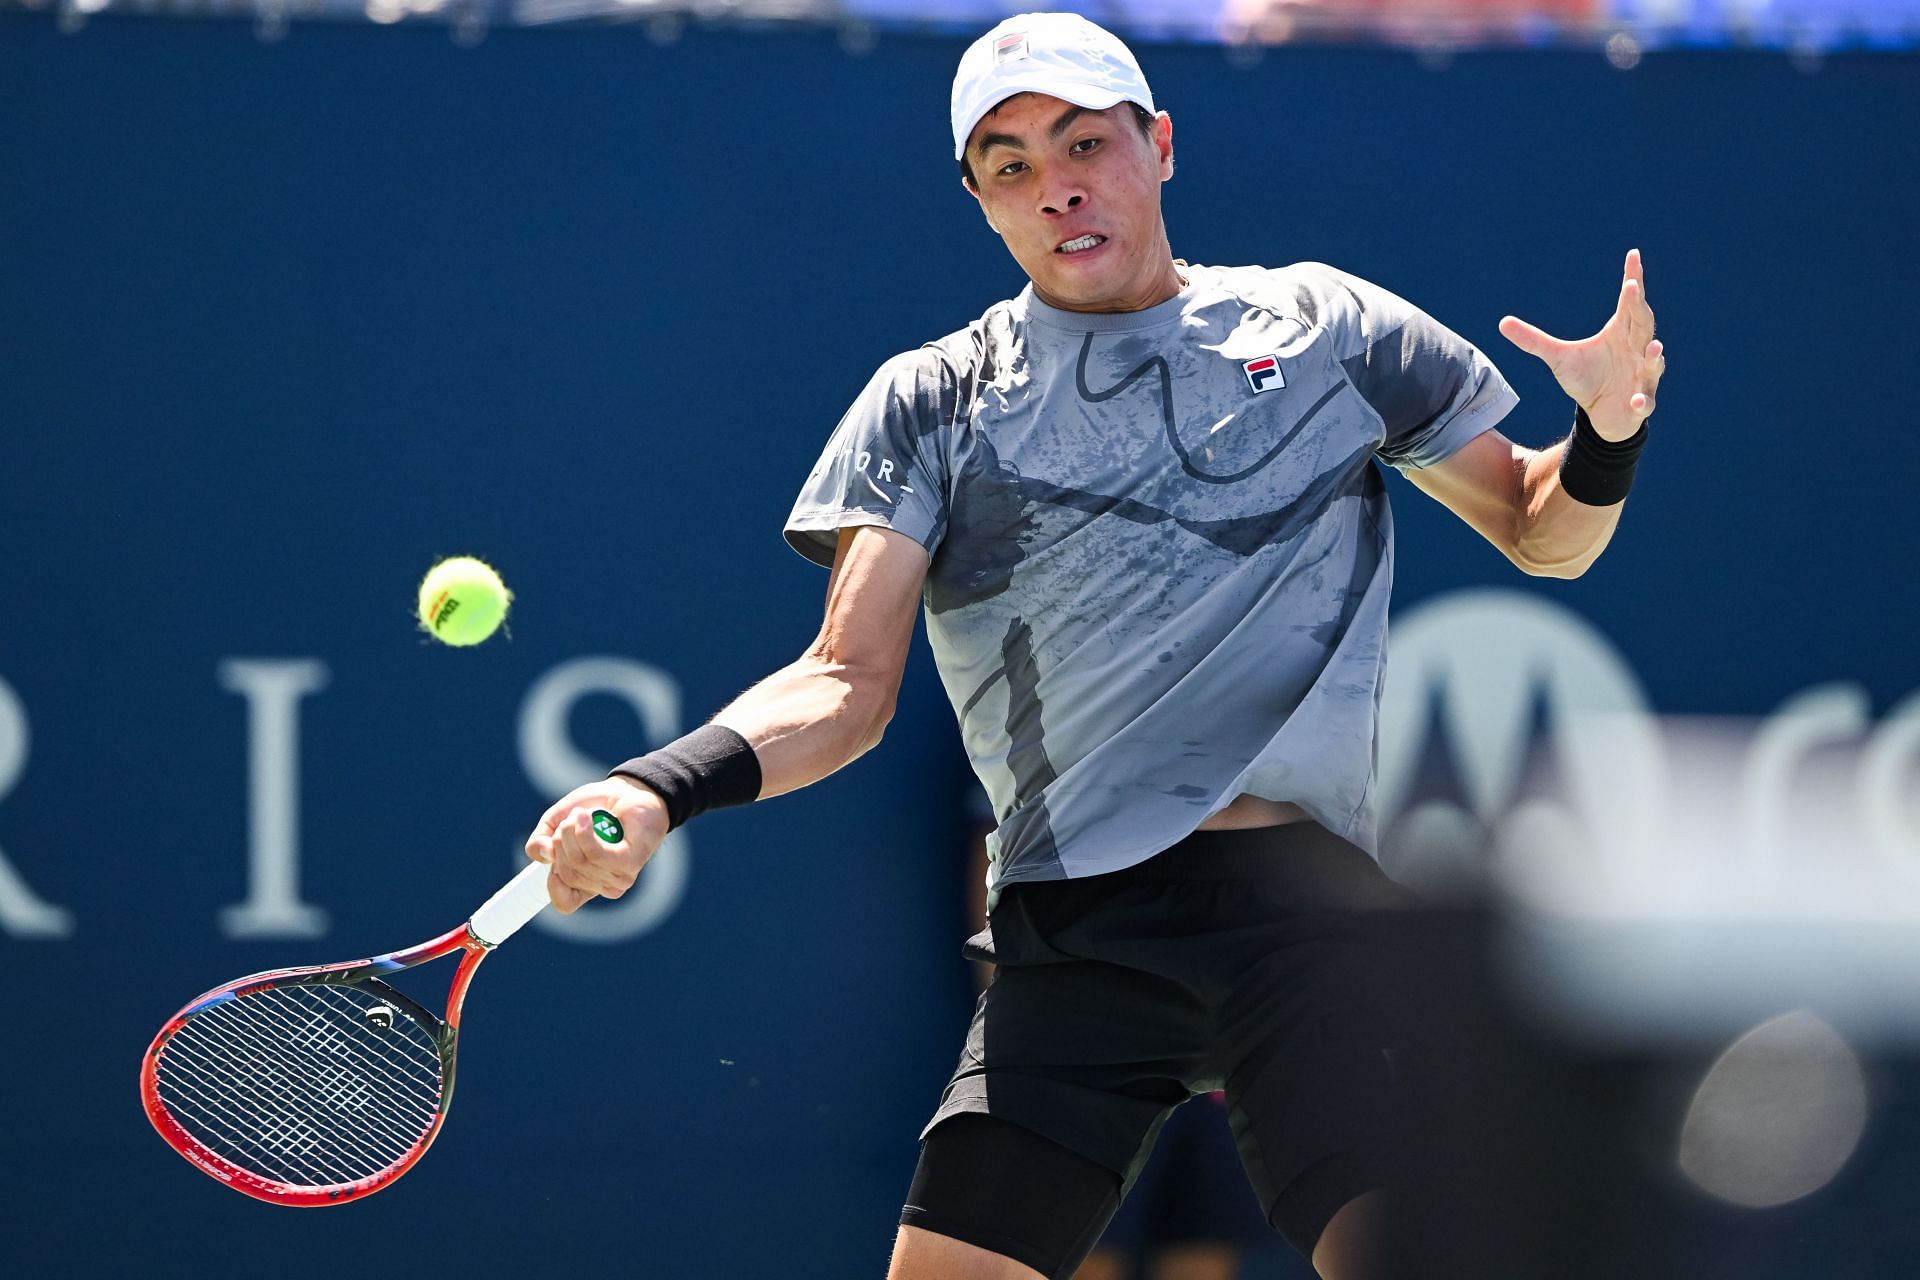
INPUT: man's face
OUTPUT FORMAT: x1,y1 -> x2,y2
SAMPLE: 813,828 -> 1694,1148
963,94 -> 1177,314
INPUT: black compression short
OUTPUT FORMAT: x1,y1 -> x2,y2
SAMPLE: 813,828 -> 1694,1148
904,822 -> 1427,1272
901,1114 -> 1120,1280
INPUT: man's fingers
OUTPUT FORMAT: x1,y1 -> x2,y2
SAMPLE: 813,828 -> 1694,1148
533,793 -> 575,839
1635,337 -> 1665,419
526,802 -> 568,863
1615,274 -> 1642,329
527,786 -> 636,909
1498,315 -> 1562,362
551,808 -> 645,900
528,792 -> 584,862
549,878 -> 593,914
1633,329 -> 1662,417
550,838 -> 617,899
1625,248 -> 1650,323
555,811 -> 611,884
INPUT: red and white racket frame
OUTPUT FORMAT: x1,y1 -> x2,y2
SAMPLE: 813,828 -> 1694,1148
140,860 -> 555,1207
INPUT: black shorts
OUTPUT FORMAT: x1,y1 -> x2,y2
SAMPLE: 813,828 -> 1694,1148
903,822 -> 1424,1276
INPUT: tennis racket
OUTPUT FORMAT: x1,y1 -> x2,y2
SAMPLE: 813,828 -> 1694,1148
139,809 -> 624,1206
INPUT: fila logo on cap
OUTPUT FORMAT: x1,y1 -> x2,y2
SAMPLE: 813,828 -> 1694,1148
993,31 -> 1030,63
1242,355 -> 1285,393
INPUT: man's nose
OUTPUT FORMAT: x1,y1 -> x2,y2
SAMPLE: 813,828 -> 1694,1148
1039,191 -> 1084,217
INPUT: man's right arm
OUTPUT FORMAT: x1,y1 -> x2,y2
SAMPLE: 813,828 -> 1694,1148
711,523 -> 928,798
525,524 -> 928,912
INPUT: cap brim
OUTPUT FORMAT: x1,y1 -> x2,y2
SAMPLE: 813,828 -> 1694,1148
954,80 -> 1132,160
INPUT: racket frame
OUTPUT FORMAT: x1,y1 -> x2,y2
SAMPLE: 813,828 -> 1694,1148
139,922 -> 493,1207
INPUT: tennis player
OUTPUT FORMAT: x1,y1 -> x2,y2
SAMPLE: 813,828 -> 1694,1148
525,13 -> 1664,1279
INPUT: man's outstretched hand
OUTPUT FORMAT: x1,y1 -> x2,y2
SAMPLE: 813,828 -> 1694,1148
1499,248 -> 1666,442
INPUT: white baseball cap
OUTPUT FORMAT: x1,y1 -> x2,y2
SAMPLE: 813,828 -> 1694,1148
950,13 -> 1156,162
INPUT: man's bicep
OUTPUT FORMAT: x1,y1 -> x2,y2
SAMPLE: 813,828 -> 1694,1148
813,524 -> 929,687
708,525 -> 926,798
1405,429 -> 1530,559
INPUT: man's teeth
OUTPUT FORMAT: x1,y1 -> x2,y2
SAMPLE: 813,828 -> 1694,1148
1058,235 -> 1105,254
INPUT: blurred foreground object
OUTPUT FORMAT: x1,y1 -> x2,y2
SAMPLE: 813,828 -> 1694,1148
1677,1010 -> 1870,1209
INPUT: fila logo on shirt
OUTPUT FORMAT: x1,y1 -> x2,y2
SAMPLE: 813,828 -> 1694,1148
1242,354 -> 1285,394
994,32 -> 1030,63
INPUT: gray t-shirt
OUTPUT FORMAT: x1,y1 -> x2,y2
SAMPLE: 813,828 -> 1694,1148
786,262 -> 1517,890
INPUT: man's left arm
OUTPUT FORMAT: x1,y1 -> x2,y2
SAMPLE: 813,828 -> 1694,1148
1409,249 -> 1666,579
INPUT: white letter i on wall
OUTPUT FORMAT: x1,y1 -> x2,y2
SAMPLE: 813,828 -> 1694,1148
218,658 -> 330,939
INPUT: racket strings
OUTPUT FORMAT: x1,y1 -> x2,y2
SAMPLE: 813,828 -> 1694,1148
153,982 -> 446,1188
161,1001 -> 435,1185
161,987 -> 441,1184
163,1019 -> 422,1182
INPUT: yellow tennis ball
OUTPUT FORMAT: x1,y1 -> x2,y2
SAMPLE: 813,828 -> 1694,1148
417,556 -> 511,647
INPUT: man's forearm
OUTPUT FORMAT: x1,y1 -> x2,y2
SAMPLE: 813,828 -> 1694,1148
1511,438 -> 1625,579
710,656 -> 897,800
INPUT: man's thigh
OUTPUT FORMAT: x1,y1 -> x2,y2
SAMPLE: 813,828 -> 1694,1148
925,879 -> 1215,1179
899,1114 -> 1124,1280
1220,897 -> 1419,1258
905,874 -> 1220,1279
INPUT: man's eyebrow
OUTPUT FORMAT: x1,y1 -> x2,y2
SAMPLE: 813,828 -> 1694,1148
972,105 -> 1100,160
1047,105 -> 1093,140
973,131 -> 1024,159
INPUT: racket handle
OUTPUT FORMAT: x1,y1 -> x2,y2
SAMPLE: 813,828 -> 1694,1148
469,860 -> 554,947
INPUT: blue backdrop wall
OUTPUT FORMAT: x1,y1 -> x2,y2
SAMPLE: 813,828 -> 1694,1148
2,15 -> 1916,1277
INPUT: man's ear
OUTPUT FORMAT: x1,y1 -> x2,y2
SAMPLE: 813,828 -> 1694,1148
1154,111 -> 1175,182
963,175 -> 1000,234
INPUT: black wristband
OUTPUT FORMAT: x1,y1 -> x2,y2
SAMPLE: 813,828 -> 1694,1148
609,724 -> 762,831
1558,405 -> 1646,507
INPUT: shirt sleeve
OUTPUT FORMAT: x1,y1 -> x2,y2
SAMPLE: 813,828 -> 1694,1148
1305,264 -> 1519,472
783,347 -> 956,569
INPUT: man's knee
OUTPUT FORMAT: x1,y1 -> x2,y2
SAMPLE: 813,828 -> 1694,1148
888,1225 -> 1048,1280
